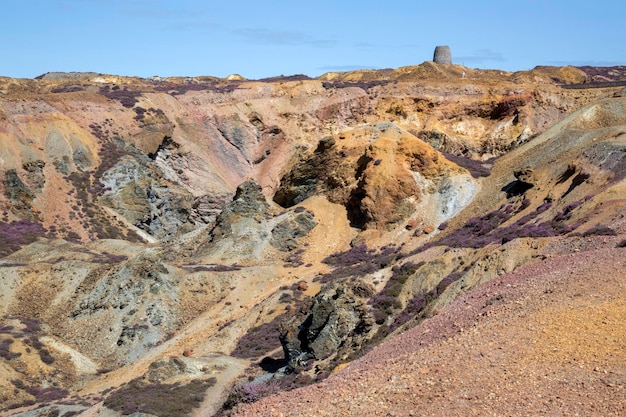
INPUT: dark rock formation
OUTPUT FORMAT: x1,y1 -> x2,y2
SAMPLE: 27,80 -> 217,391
210,179 -> 270,242
279,279 -> 375,368
503,167 -> 536,197
230,179 -> 270,218
3,169 -> 37,221
514,167 -> 537,186
273,137 -> 340,208
22,160 -> 46,192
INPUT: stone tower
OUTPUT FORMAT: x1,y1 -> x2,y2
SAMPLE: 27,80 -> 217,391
433,45 -> 452,64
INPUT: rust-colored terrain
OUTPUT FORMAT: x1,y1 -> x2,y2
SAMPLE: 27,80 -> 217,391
0,64 -> 625,416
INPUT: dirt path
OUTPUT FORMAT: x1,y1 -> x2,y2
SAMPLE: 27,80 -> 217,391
191,355 -> 248,417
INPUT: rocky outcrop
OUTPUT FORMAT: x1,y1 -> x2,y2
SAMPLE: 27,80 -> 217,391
22,160 -> 46,192
209,179 -> 270,242
68,250 -> 179,365
270,208 -> 317,252
99,156 -> 198,240
279,279 -> 375,368
274,123 -> 472,230
3,169 -> 37,221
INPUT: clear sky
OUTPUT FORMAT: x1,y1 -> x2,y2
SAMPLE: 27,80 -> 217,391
2,0 -> 624,79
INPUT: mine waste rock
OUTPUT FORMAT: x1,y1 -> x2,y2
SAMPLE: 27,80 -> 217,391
270,207 -> 317,251
209,178 -> 270,241
279,279 -> 376,368
99,156 -> 197,240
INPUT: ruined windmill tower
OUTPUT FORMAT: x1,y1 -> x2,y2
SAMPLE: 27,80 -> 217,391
433,45 -> 452,64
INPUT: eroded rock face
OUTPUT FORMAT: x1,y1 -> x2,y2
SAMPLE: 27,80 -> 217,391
280,279 -> 375,367
68,250 -> 179,365
274,124 -> 472,230
209,179 -> 270,242
99,156 -> 197,240
3,169 -> 37,221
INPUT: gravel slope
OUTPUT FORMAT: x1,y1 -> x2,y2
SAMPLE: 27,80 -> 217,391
230,246 -> 626,417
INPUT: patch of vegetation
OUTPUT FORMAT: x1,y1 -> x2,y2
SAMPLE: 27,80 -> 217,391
0,316 -> 59,368
133,106 -> 166,122
441,152 -> 492,178
580,224 -> 618,237
283,248 -> 305,268
0,337 -> 20,360
321,80 -> 390,91
222,379 -> 283,409
98,86 -> 142,108
369,261 -> 423,324
316,243 -> 403,283
0,220 -> 48,258
183,264 -> 241,272
255,74 -> 312,83
51,85 -> 86,93
232,288 -> 312,359
231,316 -> 285,359
103,377 -> 215,417
425,199 -> 584,250
223,365 -> 320,410
153,80 -> 240,95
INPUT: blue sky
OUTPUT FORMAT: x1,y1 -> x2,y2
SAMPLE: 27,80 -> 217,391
2,0 -> 624,79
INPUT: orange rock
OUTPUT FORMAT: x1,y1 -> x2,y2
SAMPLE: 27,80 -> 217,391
182,349 -> 193,357
423,225 -> 435,234
297,281 -> 309,291
406,218 -> 419,230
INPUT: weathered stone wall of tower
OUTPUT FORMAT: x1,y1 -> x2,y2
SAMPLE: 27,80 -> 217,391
433,45 -> 452,64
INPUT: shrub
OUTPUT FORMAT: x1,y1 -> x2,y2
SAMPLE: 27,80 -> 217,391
231,318 -> 283,359
25,386 -> 68,403
0,220 -> 48,258
98,86 -> 141,108
581,224 -> 618,237
223,379 -> 283,409
426,199 -> 582,250
103,378 -> 215,417
0,338 -> 19,360
390,294 -> 427,330
321,80 -> 389,91
369,262 -> 422,323
317,244 -> 401,282
39,348 -> 55,364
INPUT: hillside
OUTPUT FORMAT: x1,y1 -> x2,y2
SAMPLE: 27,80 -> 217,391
0,63 -> 625,416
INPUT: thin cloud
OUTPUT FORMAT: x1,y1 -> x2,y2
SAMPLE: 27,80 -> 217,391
353,42 -> 421,50
233,28 -> 336,47
456,49 -> 507,65
547,59 -> 626,67
353,42 -> 376,49
317,64 -> 376,71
